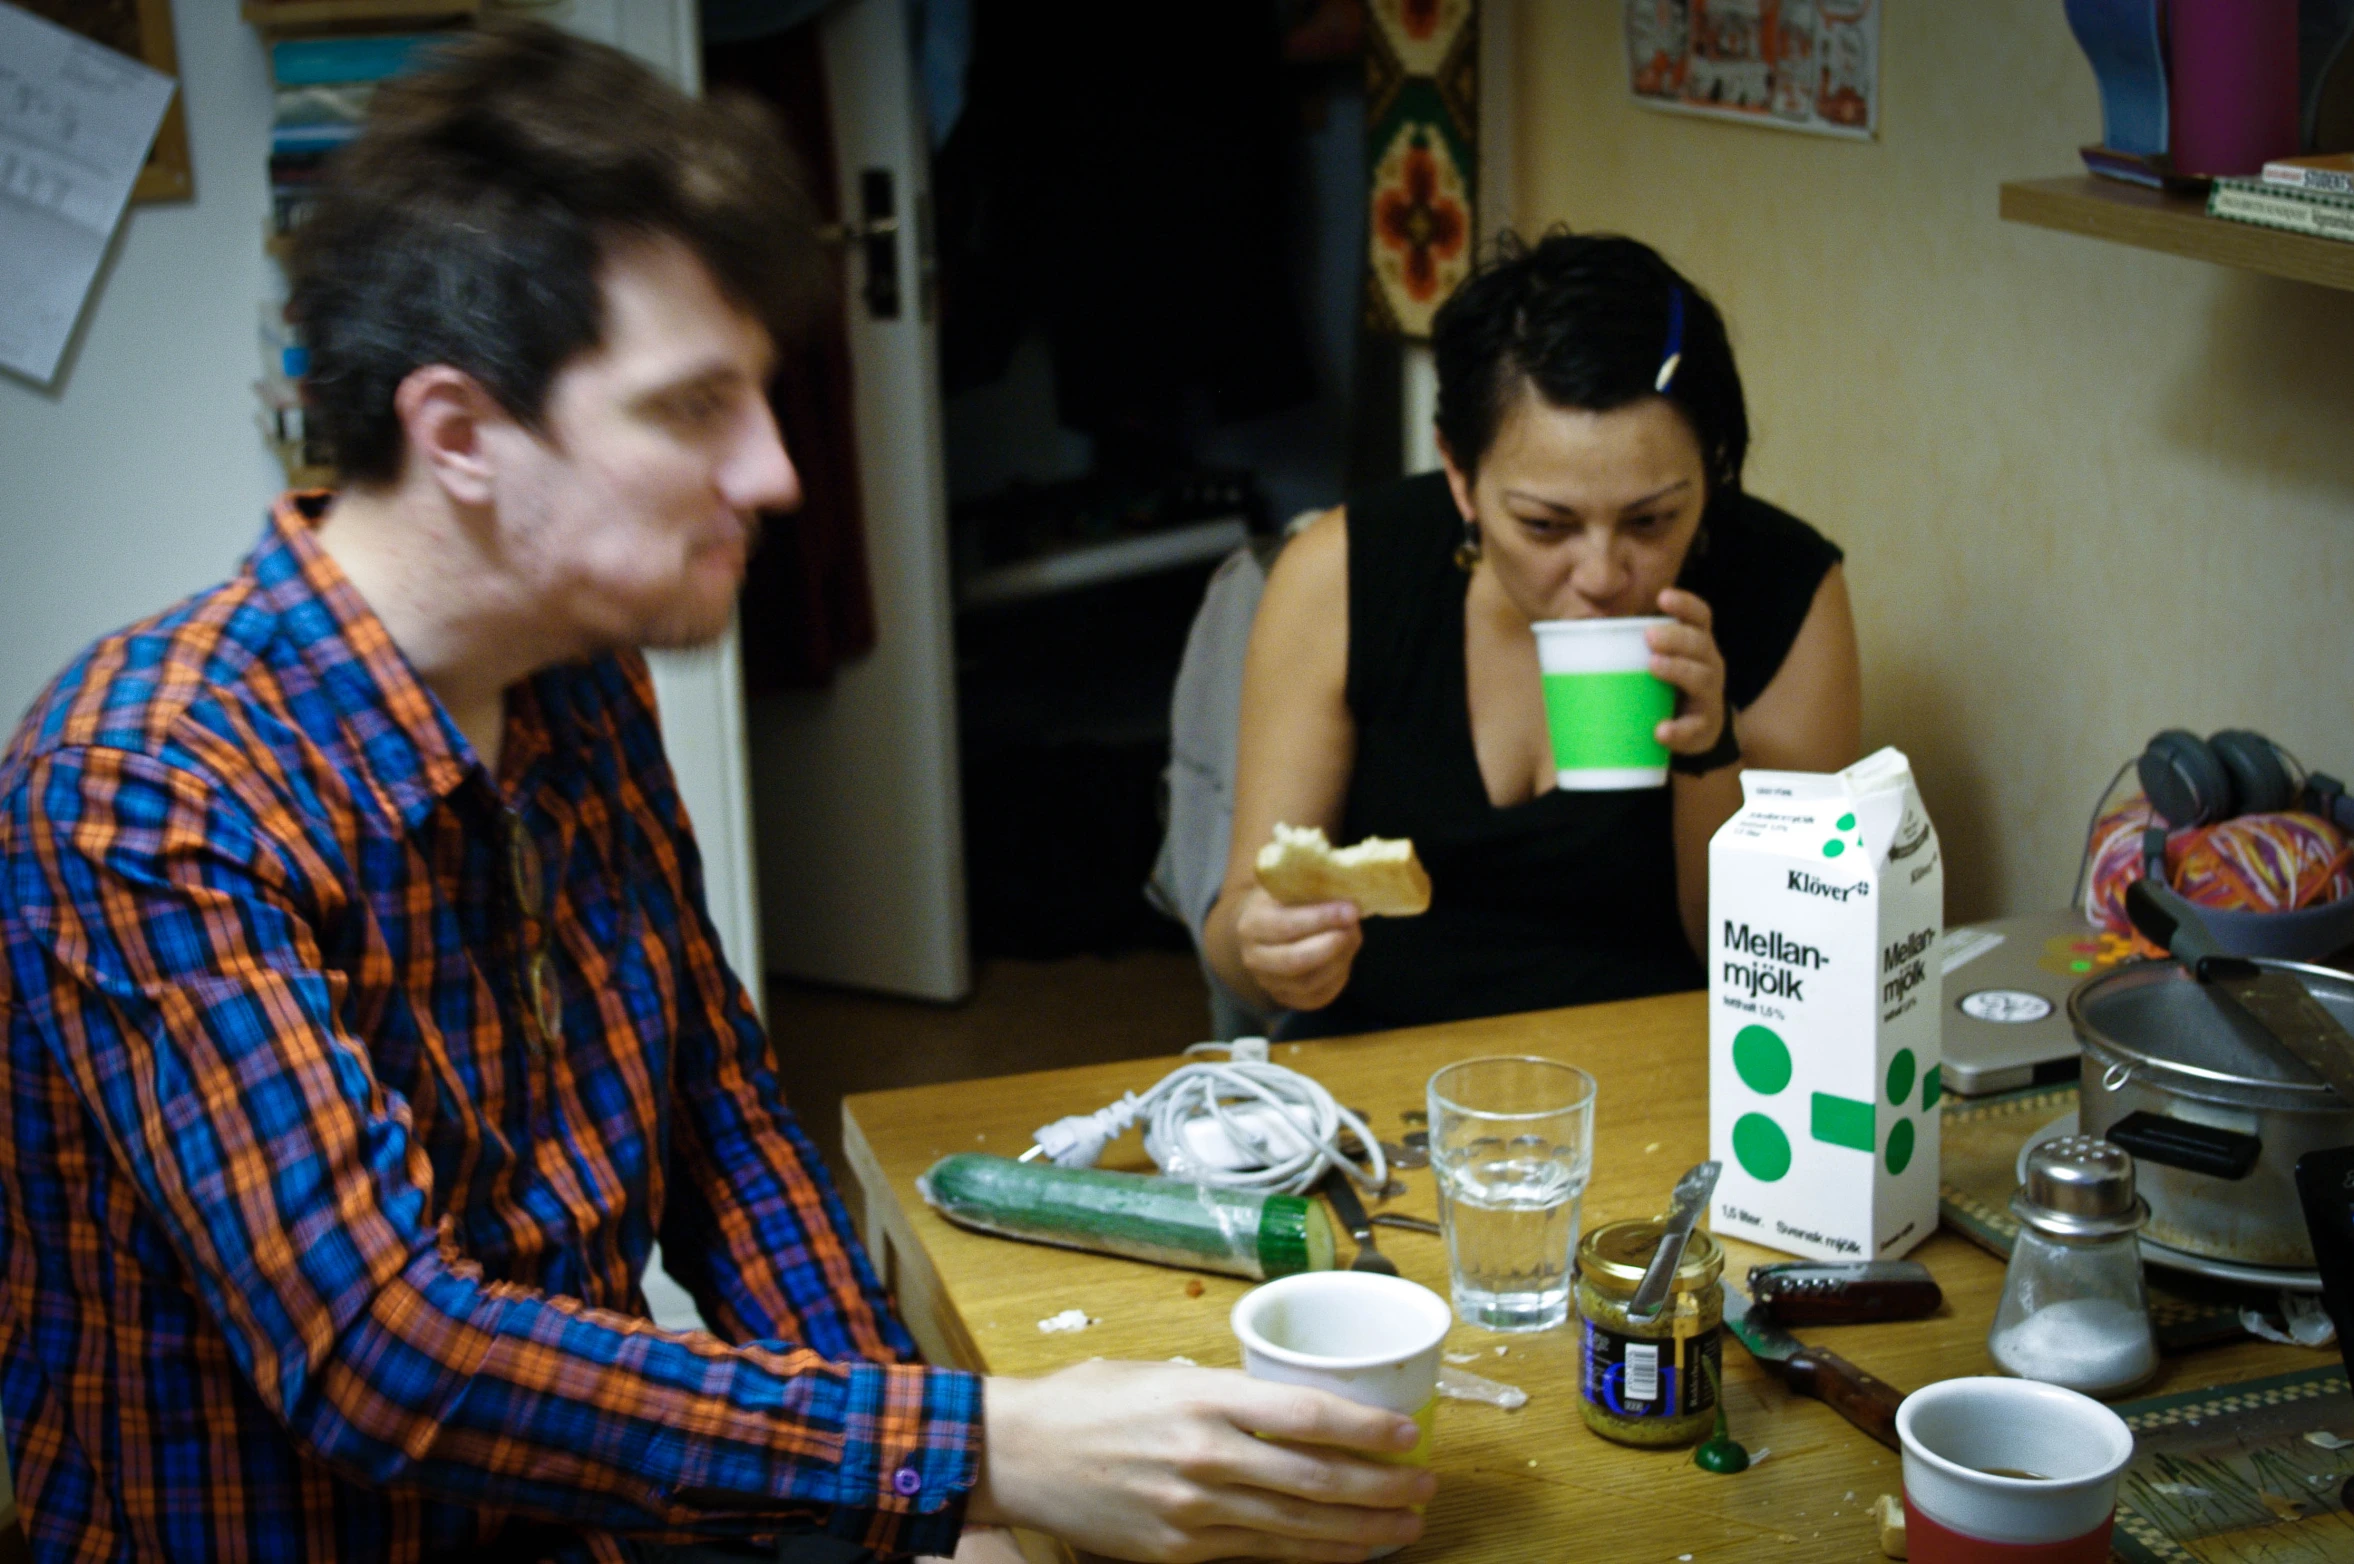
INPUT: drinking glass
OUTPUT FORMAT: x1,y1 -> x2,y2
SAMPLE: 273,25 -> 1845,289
1427,1055 -> 1597,1331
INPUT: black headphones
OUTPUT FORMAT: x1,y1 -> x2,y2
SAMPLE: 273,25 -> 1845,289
2136,728 -> 2352,880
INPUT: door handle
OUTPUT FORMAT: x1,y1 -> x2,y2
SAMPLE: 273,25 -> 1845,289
826,167 -> 900,319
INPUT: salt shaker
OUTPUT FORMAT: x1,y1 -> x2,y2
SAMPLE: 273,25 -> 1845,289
1988,1136 -> 2157,1397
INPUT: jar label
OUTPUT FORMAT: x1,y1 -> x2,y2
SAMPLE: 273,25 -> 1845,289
1581,1319 -> 1720,1420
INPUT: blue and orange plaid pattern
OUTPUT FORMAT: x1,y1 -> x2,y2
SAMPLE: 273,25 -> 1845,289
0,497 -> 980,1561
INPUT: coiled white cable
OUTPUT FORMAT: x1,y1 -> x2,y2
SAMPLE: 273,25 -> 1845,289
1021,1040 -> 1387,1196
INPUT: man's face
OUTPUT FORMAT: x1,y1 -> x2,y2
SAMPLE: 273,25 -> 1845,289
489,233 -> 798,654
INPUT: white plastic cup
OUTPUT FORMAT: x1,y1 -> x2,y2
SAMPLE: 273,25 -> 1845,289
1897,1377 -> 2135,1563
1531,617 -> 1676,790
1231,1270 -> 1452,1555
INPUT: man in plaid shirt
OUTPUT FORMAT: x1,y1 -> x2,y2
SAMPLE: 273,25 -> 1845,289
0,23 -> 1428,1564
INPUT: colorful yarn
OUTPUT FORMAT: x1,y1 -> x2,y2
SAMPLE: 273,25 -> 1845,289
2084,790 -> 2353,942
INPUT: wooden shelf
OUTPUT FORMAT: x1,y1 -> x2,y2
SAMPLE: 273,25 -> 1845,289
2000,175 -> 2354,292
241,0 -> 479,35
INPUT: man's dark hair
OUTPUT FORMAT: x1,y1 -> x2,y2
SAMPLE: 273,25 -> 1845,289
1431,230 -> 1748,510
290,21 -> 822,485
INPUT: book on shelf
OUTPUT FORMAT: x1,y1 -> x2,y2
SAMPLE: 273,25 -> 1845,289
2077,143 -> 2209,195
269,149 -> 332,234
270,34 -> 451,87
274,83 -> 375,127
2260,151 -> 2354,196
2207,175 -> 2354,242
271,121 -> 362,157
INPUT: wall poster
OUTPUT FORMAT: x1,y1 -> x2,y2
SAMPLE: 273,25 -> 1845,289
1625,0 -> 1878,141
18,0 -> 188,201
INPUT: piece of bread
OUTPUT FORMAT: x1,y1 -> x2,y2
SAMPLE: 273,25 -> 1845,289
1871,1494 -> 1907,1559
1255,824 -> 1431,917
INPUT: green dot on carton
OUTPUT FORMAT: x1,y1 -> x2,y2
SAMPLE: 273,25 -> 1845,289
1822,839 -> 1845,859
1837,813 -> 1856,830
1732,1113 -> 1792,1182
1886,1049 -> 1916,1106
1885,1118 -> 1916,1176
1733,1025 -> 1792,1095
1921,1064 -> 1941,1111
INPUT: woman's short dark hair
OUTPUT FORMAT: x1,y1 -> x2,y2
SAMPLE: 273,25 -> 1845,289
1431,230 -> 1748,508
289,21 -> 823,485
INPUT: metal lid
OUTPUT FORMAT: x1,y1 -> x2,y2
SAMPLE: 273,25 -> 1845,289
2010,1135 -> 2149,1239
1577,1218 -> 1724,1292
2070,959 -> 2354,1107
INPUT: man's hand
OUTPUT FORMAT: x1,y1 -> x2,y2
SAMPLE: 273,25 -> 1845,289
968,1360 -> 1432,1563
919,1525 -> 1028,1563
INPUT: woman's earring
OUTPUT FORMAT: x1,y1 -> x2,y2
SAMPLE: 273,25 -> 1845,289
1453,518 -> 1482,572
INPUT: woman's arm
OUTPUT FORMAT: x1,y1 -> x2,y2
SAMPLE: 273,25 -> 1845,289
1669,563 -> 1863,954
1202,510 -> 1361,1015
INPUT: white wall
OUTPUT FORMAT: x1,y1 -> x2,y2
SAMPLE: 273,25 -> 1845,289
1517,3 -> 2354,922
0,0 -> 761,990
0,6 -> 280,725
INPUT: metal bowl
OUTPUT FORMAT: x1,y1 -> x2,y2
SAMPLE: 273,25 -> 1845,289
2068,958 -> 2354,1270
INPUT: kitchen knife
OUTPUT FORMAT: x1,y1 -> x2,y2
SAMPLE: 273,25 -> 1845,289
1722,1281 -> 1907,1450
2127,879 -> 2354,1106
1627,1160 -> 1720,1322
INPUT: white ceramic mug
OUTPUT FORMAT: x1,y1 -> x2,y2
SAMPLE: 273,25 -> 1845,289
1531,617 -> 1676,790
1897,1376 -> 2135,1563
1231,1271 -> 1452,1555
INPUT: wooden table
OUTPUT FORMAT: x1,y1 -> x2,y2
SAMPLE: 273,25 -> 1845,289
841,993 -> 2318,1562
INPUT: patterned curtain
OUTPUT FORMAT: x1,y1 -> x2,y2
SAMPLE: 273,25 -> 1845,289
1365,0 -> 1478,340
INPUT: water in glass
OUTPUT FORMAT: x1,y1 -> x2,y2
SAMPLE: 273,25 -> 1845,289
1428,1055 -> 1596,1333
1435,1134 -> 1587,1331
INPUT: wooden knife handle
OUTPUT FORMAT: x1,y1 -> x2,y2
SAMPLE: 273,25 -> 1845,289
1783,1344 -> 1906,1450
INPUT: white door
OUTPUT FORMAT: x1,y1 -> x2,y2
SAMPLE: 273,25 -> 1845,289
744,0 -> 970,1001
540,0 -> 768,1005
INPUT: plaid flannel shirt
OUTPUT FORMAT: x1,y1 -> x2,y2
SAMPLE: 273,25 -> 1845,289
0,497 -> 981,1561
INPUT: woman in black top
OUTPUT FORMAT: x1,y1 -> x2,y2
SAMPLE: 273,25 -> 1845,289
1202,232 -> 1862,1036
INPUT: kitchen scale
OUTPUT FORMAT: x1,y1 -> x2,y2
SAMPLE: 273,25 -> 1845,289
1940,909 -> 2137,1096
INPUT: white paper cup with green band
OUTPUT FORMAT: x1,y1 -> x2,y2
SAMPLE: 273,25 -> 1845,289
1533,616 -> 1677,790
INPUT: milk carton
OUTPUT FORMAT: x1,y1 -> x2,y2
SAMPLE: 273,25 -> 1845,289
1708,747 -> 1942,1262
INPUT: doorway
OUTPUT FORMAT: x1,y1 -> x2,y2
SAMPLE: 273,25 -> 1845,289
708,0 -> 1375,1002
931,2 -> 1372,965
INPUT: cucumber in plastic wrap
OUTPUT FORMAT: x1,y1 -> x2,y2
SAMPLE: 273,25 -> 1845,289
918,1153 -> 1336,1280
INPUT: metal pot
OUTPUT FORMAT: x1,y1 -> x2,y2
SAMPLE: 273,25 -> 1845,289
2069,958 -> 2354,1271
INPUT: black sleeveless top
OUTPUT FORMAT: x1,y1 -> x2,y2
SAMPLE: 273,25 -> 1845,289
1281,471 -> 1843,1039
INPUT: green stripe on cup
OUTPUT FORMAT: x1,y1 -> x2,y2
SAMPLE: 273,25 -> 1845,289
1810,1092 -> 1876,1153
1541,670 -> 1674,772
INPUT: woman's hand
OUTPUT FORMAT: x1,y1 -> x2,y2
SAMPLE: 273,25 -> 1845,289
1648,587 -> 1730,757
1234,887 -> 1362,1012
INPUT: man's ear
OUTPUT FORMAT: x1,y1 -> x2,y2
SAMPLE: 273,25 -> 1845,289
392,366 -> 503,507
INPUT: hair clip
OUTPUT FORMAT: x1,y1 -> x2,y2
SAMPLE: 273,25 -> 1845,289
1654,286 -> 1685,394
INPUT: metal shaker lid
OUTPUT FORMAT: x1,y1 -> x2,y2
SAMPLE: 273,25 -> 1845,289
2010,1135 -> 2149,1239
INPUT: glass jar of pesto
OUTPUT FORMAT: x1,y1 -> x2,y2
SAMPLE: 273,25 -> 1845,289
1575,1218 -> 1725,1448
